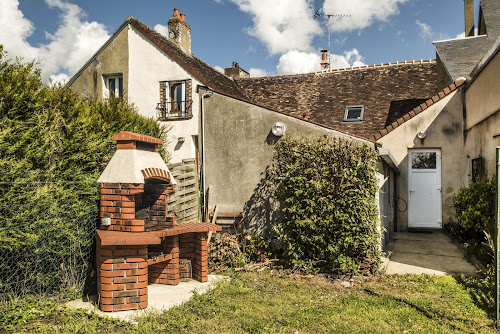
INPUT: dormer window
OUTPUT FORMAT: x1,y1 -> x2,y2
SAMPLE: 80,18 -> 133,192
344,105 -> 364,122
103,75 -> 123,99
157,80 -> 192,121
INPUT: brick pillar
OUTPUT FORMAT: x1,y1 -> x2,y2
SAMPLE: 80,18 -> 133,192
100,183 -> 144,232
192,233 -> 208,282
148,236 -> 180,285
98,243 -> 148,312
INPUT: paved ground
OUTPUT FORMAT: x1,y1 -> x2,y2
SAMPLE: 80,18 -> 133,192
66,275 -> 227,323
382,231 -> 478,276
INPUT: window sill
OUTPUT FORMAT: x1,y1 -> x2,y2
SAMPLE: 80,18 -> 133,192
342,119 -> 364,123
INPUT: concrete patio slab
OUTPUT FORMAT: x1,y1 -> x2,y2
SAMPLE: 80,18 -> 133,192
384,231 -> 478,276
66,275 -> 227,323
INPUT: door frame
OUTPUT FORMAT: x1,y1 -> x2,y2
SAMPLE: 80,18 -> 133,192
408,148 -> 442,228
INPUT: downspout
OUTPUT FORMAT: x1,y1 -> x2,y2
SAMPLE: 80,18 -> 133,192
200,90 -> 213,222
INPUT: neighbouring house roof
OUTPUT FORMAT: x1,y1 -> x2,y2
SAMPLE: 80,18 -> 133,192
434,35 -> 491,80
370,79 -> 466,141
479,0 -> 500,38
68,17 -> 248,100
434,0 -> 500,81
236,60 -> 437,139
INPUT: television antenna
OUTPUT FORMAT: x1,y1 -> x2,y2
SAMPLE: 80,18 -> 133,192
314,11 -> 351,68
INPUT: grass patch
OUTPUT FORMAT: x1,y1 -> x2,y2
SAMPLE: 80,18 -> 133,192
0,272 -> 495,333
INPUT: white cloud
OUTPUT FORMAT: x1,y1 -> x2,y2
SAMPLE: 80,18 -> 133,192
277,50 -> 320,75
248,67 -> 268,77
416,20 -> 432,40
455,27 -> 478,39
322,0 -> 407,32
276,48 -> 365,75
214,65 -> 225,73
0,0 -> 110,83
330,48 -> 366,68
49,73 -> 70,87
230,0 -> 322,54
154,24 -> 168,37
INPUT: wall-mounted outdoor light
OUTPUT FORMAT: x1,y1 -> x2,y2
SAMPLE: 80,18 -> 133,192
272,122 -> 286,137
178,137 -> 185,142
417,130 -> 427,139
101,218 -> 111,226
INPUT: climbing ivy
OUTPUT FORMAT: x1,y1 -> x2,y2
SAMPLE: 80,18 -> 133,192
269,135 -> 382,275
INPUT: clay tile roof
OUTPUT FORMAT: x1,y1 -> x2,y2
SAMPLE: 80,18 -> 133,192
128,18 -> 248,100
236,61 -> 437,139
368,79 -> 465,141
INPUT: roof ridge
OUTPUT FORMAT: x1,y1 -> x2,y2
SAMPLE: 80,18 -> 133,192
317,59 -> 436,74
370,79 -> 465,141
237,59 -> 436,81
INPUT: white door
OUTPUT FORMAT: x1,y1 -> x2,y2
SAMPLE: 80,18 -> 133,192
408,149 -> 442,228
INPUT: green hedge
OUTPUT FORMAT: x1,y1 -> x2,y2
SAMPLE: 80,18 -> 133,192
269,136 -> 381,274
0,46 -> 168,297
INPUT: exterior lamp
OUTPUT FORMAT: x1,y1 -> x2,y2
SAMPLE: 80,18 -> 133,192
272,122 -> 286,137
417,130 -> 427,139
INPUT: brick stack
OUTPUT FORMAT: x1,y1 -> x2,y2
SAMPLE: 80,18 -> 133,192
97,241 -> 148,311
100,183 -> 145,232
179,233 -> 208,282
96,131 -> 221,312
135,181 -> 176,231
148,236 -> 180,285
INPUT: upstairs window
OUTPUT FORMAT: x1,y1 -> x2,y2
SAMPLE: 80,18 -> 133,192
471,157 -> 485,182
103,75 -> 123,99
344,105 -> 364,122
157,80 -> 192,121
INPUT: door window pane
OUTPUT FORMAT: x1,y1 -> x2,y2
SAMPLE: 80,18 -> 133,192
412,152 -> 436,169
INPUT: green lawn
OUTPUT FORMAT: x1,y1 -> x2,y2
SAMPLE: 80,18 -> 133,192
0,272 -> 495,333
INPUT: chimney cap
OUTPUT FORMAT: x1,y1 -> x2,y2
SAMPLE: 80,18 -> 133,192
172,8 -> 180,18
180,13 -> 186,23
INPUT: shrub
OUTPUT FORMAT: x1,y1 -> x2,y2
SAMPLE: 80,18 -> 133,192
449,178 -> 496,266
452,178 -> 495,237
0,46 -> 167,298
269,136 -> 382,275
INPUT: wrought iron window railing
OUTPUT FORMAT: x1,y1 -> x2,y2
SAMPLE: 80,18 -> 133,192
156,100 -> 193,121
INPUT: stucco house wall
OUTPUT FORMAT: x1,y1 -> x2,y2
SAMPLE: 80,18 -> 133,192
202,91 -> 395,244
127,25 -> 202,163
378,90 -> 466,230
464,46 -> 500,179
69,24 -> 129,102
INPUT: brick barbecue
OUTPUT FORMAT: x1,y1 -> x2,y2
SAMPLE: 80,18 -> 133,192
96,131 -> 220,312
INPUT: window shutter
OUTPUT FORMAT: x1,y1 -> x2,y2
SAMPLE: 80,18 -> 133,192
159,81 -> 166,110
181,80 -> 186,116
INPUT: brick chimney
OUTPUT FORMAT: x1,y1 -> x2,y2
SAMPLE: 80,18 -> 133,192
464,0 -> 475,37
168,8 -> 191,54
224,62 -> 250,79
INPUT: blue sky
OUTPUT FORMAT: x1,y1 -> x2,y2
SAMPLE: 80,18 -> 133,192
1,0 -> 479,84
